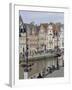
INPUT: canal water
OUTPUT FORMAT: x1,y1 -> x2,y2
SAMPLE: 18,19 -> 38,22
19,56 -> 58,79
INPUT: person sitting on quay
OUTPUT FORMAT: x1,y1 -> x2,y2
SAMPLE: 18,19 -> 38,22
37,73 -> 43,78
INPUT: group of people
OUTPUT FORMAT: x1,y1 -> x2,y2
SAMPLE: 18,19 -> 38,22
37,73 -> 43,78
31,65 -> 57,79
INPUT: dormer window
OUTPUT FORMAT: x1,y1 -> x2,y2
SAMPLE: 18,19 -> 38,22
47,25 -> 53,30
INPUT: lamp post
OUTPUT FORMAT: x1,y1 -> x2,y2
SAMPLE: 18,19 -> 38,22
23,24 -> 29,79
56,32 -> 59,70
23,24 -> 34,79
19,23 -> 29,79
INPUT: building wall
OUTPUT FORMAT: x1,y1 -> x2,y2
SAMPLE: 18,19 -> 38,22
19,33 -> 26,59
47,24 -> 54,49
38,24 -> 46,50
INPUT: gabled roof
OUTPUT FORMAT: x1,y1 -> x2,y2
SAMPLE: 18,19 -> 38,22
19,15 -> 23,24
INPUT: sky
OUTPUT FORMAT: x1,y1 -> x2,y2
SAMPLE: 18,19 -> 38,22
19,10 -> 64,25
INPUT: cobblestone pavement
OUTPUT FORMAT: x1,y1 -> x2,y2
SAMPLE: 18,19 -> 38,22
45,67 -> 64,78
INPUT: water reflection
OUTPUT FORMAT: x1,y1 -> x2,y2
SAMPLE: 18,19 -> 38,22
19,56 -> 58,79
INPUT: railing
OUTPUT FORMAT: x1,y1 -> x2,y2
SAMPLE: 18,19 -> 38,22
19,49 -> 64,62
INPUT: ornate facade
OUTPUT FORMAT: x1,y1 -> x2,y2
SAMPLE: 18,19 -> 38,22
19,16 -> 64,63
